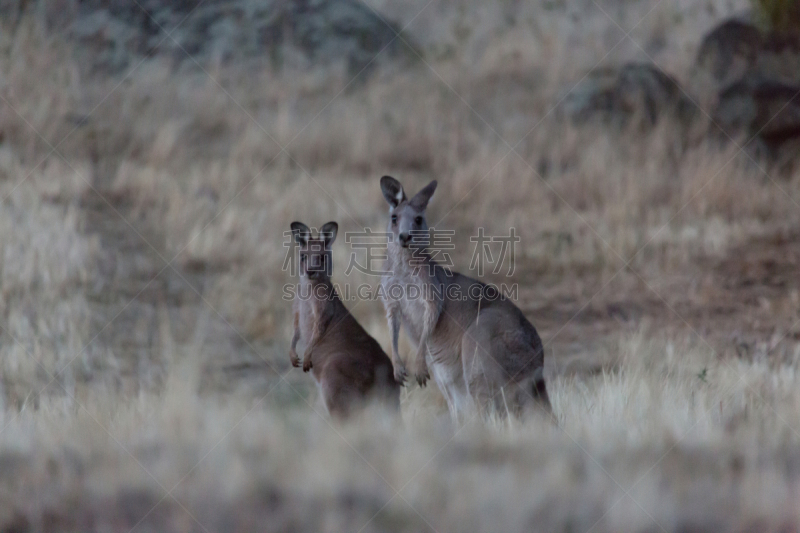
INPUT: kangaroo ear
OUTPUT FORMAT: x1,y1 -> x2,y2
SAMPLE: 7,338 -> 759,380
320,221 -> 338,248
409,180 -> 437,210
380,175 -> 406,208
290,221 -> 311,245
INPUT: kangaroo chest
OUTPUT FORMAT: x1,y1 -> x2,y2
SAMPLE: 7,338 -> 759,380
389,268 -> 432,343
295,290 -> 329,352
398,296 -> 426,344
297,301 -> 313,340
297,300 -> 315,333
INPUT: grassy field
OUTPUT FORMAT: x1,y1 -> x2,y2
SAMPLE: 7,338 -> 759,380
1,0 -> 800,531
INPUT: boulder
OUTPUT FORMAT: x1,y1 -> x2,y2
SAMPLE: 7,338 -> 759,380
561,63 -> 696,128
695,17 -> 800,161
13,0 -> 416,75
695,17 -> 800,90
695,19 -> 764,90
714,73 -> 800,149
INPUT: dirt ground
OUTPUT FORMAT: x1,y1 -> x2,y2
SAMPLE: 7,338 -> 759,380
525,227 -> 800,371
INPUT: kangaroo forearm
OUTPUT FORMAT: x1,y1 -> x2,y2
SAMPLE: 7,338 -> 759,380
305,326 -> 323,356
305,304 -> 328,354
387,307 -> 401,358
290,313 -> 301,365
290,329 -> 300,353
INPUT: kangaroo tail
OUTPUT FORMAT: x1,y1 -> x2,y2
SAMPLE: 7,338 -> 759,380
531,366 -> 552,413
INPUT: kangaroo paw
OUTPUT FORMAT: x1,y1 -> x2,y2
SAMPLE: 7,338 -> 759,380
414,364 -> 430,387
413,352 -> 430,387
302,359 -> 313,372
393,363 -> 408,385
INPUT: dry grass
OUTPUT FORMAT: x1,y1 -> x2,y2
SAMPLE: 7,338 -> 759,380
1,0 -> 800,531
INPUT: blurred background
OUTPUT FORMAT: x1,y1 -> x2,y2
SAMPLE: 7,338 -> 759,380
0,0 -> 800,531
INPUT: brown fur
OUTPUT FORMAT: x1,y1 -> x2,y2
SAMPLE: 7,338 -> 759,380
379,177 -> 551,420
290,221 -> 400,419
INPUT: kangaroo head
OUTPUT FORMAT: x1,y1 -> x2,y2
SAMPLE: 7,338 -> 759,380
380,176 -> 437,250
290,221 -> 338,281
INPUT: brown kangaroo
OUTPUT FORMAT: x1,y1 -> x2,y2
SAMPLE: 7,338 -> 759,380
379,176 -> 551,420
289,221 -> 400,418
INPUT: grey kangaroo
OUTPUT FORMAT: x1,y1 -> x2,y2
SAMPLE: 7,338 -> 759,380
290,221 -> 400,418
379,176 -> 551,419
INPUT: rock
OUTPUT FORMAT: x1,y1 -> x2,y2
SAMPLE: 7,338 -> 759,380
694,17 -> 800,90
15,0 -> 416,75
561,63 -> 696,128
282,0 -> 413,72
694,17 -> 800,163
714,73 -> 800,149
695,19 -> 764,90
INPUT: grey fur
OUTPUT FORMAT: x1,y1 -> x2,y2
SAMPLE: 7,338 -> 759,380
379,176 -> 551,419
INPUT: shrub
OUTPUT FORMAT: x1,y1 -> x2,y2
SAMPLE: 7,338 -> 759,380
750,0 -> 800,35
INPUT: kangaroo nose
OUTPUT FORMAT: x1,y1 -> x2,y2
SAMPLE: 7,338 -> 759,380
398,232 -> 411,245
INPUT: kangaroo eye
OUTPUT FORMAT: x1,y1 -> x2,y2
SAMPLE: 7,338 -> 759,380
391,214 -> 397,224
414,216 -> 423,225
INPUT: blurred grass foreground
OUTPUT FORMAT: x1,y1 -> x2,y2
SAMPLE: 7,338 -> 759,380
0,0 -> 800,531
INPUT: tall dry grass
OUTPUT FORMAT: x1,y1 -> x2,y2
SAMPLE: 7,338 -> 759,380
1,0 -> 800,530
